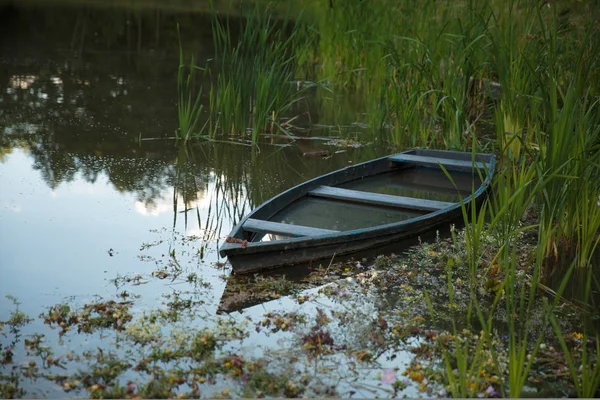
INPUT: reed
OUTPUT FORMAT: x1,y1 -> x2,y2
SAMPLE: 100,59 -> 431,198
301,0 -> 600,395
547,253 -> 600,398
424,291 -> 488,398
209,2 -> 305,142
176,25 -> 207,140
309,0 -> 496,148
310,0 -> 391,90
482,0 -> 600,270
533,76 -> 600,269
486,0 -> 540,159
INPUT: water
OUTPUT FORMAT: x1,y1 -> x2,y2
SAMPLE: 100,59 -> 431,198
0,0 -> 378,315
0,2 -> 423,397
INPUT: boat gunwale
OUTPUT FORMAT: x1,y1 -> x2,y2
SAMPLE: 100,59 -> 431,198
220,149 -> 496,257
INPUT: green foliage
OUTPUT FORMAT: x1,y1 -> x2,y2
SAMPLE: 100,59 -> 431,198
0,296 -> 33,341
176,25 -> 207,140
549,310 -> 600,398
209,2 -> 305,142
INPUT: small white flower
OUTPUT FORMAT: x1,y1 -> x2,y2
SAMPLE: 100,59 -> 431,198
597,195 -> 600,207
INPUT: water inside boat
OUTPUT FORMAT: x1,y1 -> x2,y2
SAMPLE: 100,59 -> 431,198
340,166 -> 481,201
259,166 -> 481,240
268,198 -> 425,232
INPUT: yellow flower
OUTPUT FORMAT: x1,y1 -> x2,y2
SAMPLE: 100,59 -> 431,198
571,332 -> 584,340
409,371 -> 424,382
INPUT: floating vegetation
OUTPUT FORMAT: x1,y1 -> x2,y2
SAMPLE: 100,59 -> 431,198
1,222 -> 599,397
41,299 -> 134,337
324,138 -> 369,149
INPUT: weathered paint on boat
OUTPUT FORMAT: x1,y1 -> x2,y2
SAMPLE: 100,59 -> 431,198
219,149 -> 496,274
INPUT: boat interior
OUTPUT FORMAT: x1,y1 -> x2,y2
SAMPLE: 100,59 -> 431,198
240,150 -> 494,242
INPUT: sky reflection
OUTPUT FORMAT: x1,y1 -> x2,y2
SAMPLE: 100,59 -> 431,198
0,149 -> 231,319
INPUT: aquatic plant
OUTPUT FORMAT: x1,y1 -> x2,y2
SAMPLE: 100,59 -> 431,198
534,80 -> 600,269
548,261 -> 600,398
290,1 -> 600,393
209,2 -> 306,143
176,25 -> 207,140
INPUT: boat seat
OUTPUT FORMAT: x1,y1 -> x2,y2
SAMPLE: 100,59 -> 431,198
243,218 -> 339,237
389,154 -> 488,172
309,186 -> 454,212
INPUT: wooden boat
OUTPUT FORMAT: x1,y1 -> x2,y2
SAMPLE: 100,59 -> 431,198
219,148 -> 496,274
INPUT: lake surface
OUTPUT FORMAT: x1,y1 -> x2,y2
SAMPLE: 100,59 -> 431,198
0,0 -> 383,312
0,2 -> 425,397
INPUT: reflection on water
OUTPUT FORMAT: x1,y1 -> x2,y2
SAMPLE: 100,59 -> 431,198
0,4 -> 409,397
0,0 -> 389,350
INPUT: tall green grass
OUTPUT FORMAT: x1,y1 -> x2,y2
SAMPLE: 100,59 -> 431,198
365,0 -> 600,395
526,3 -> 600,269
209,2 -> 305,143
302,1 -> 498,148
176,25 -> 207,140
172,0 -> 600,394
301,0 -> 600,265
